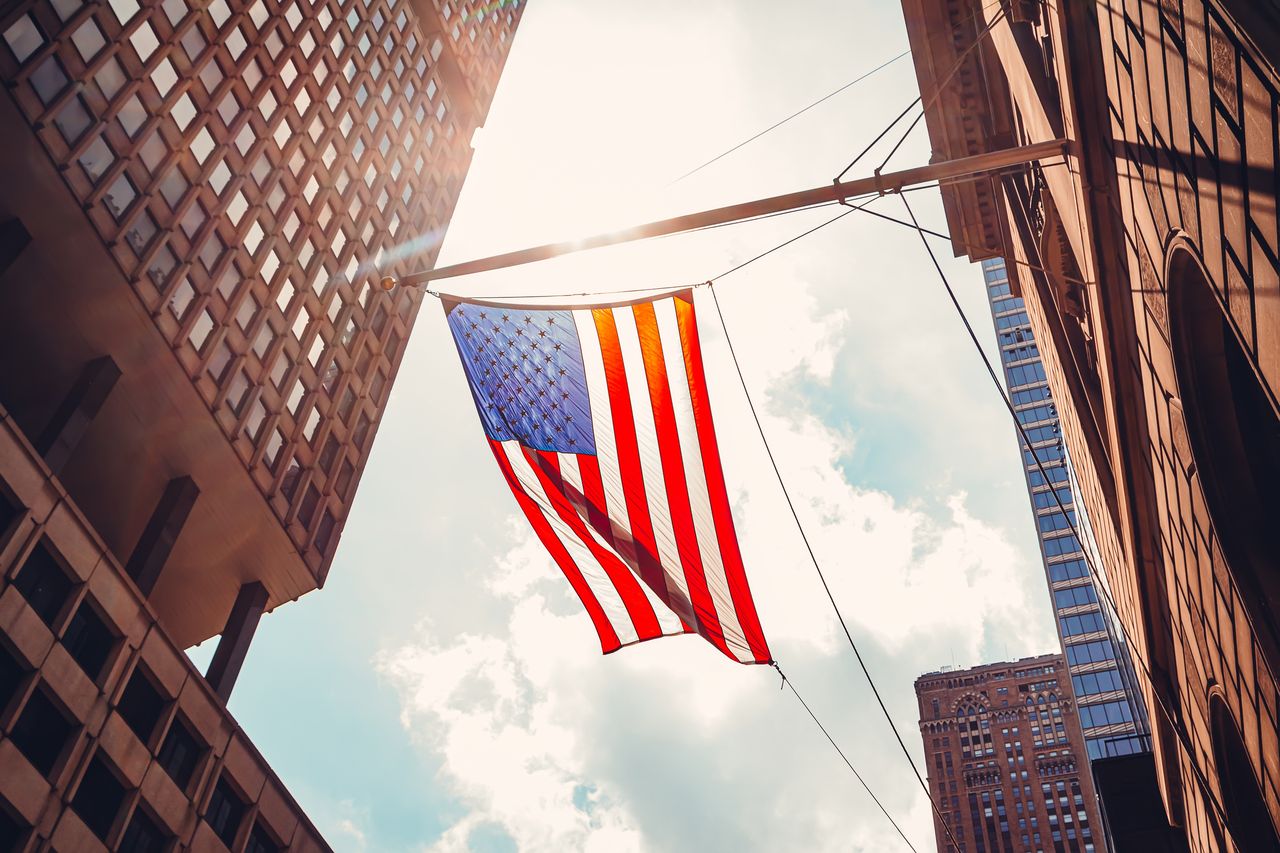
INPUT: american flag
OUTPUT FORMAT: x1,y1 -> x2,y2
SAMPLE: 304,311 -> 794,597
444,288 -> 772,664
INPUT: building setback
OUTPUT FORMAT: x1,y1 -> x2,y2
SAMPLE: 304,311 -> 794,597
978,256 -> 1150,765
916,654 -> 1106,853
0,0 -> 521,848
900,0 -> 1280,849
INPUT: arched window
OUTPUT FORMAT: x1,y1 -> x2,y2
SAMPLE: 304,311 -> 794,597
1168,246 -> 1280,674
1209,694 -> 1280,849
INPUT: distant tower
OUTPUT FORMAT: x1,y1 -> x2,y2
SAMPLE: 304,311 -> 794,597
0,0 -> 521,847
978,257 -> 1150,764
916,654 -> 1107,853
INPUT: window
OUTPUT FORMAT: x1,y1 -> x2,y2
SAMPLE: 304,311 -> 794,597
13,541 -> 74,628
61,600 -> 116,681
1059,611 -> 1104,635
1077,700 -> 1133,728
11,687 -> 74,776
30,54 -> 68,105
205,776 -> 247,848
157,716 -> 204,791
1053,585 -> 1097,609
118,806 -> 169,853
72,753 -> 128,840
246,821 -> 282,853
1168,246 -> 1280,673
116,667 -> 166,743
3,14 -> 42,63
0,641 -> 28,712
1065,639 -> 1114,666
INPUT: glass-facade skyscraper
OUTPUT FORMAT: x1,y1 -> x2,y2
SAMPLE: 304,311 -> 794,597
979,257 -> 1150,762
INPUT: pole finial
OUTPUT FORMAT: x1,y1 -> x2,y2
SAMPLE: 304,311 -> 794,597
380,276 -> 397,291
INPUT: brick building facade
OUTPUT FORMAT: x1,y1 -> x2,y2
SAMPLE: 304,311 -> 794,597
0,0 -> 522,848
916,655 -> 1106,853
900,0 -> 1280,849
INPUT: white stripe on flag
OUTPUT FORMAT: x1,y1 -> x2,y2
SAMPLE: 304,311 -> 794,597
500,441 -> 641,647
654,298 -> 754,661
557,454 -> 589,521
555,451 -> 686,636
573,311 -> 643,572
611,306 -> 698,625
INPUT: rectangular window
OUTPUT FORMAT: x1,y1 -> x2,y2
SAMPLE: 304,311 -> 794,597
13,541 -> 75,627
116,667 -> 167,744
205,776 -> 247,847
11,687 -> 74,777
61,600 -> 116,681
157,717 -> 204,791
71,753 -> 127,840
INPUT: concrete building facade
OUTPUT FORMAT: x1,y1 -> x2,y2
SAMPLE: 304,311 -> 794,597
916,654 -> 1107,853
0,0 -> 521,847
900,0 -> 1280,849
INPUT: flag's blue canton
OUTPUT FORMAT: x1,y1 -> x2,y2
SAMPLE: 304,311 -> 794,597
447,302 -> 597,454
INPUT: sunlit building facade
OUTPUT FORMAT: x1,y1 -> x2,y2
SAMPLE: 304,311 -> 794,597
0,0 -> 521,847
917,654 -> 1106,853
979,256 -> 1150,764
902,0 -> 1280,848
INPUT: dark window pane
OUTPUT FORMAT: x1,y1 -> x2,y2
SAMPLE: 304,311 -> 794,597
0,642 -> 27,712
61,601 -> 115,681
0,801 -> 29,852
118,807 -> 169,853
157,717 -> 203,791
0,488 -> 17,536
245,821 -> 281,853
13,541 -> 74,627
10,688 -> 74,777
204,776 -> 246,847
116,667 -> 166,743
71,754 -> 127,840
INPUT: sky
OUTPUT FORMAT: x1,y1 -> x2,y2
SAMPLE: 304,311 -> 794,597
198,2 -> 1063,850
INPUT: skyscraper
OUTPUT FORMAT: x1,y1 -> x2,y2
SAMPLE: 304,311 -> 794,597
0,0 -> 521,847
916,654 -> 1106,853
977,256 -> 1149,765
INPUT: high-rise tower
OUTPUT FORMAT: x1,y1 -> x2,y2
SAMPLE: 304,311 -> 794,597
0,0 -> 521,848
977,256 -> 1150,765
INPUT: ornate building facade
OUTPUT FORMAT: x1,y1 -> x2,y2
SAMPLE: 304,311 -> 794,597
901,0 -> 1280,849
0,0 -> 522,848
916,654 -> 1106,853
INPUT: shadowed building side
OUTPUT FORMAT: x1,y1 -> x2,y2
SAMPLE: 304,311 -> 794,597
0,0 -> 523,848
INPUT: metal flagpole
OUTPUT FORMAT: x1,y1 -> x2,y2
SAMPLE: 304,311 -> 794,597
383,139 -> 1070,289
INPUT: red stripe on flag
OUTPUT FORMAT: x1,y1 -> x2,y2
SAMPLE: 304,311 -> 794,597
529,449 -> 666,642
575,455 -> 617,549
631,302 -> 729,655
488,439 -> 622,654
592,308 -> 671,606
673,294 -> 772,663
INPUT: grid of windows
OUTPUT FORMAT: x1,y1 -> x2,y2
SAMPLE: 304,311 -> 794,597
0,0 -> 521,576
981,259 -> 1148,765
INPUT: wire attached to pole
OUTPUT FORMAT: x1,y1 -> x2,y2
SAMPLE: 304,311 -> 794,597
708,284 -> 963,853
